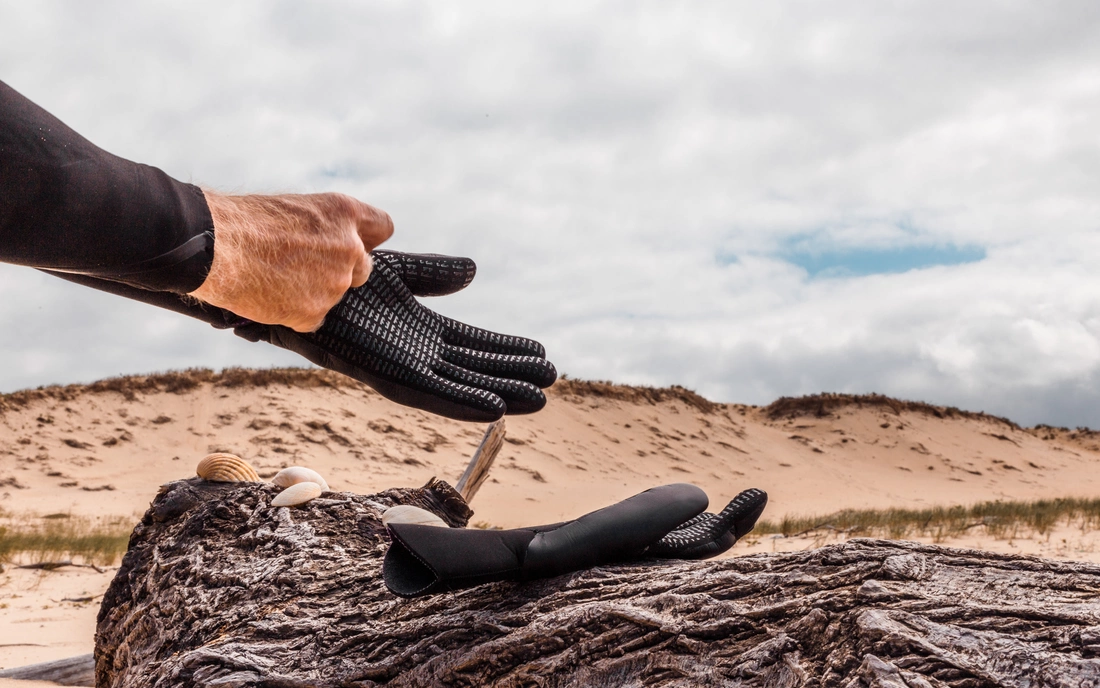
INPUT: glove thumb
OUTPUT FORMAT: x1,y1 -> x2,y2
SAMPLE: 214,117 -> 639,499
373,250 -> 476,297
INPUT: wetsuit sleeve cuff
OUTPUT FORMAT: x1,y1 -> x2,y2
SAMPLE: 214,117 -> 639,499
103,182 -> 216,294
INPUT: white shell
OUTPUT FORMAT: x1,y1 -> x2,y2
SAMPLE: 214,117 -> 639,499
196,453 -> 260,482
381,505 -> 449,528
271,481 -> 323,507
272,466 -> 330,492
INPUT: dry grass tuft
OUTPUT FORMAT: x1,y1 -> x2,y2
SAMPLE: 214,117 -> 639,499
764,392 -> 1020,429
754,497 -> 1100,542
0,367 -> 368,414
1029,424 -> 1100,452
212,366 -> 362,390
551,377 -> 719,413
0,511 -> 133,566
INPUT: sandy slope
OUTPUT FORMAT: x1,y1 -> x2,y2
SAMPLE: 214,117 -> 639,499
2,369 -> 1100,670
4,371 -> 1100,527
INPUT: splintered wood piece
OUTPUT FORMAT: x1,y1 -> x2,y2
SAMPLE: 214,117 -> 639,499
455,418 -> 506,503
0,653 -> 95,686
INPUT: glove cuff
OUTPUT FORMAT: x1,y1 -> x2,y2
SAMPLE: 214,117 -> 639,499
384,524 -> 536,597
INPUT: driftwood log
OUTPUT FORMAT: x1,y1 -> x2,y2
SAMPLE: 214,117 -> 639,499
94,479 -> 1100,687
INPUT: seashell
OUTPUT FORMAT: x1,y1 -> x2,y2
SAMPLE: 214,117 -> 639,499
196,453 -> 259,483
381,505 -> 449,528
272,481 -> 323,507
272,466 -> 330,492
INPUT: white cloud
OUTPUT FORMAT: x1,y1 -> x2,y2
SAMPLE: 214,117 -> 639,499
1,1 -> 1099,426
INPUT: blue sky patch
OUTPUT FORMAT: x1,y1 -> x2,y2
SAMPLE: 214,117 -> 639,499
714,249 -> 740,266
315,160 -> 382,181
779,243 -> 986,278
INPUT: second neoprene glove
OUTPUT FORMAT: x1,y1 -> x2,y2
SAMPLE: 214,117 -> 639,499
383,485 -> 768,598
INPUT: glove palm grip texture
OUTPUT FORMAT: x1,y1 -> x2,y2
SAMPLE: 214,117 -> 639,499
383,485 -> 768,597
247,251 -> 557,422
647,487 -> 768,560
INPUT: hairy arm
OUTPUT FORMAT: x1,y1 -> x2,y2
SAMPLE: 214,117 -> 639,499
190,191 -> 394,332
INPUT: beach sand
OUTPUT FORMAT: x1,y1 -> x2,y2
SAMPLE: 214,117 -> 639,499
2,369 -> 1099,671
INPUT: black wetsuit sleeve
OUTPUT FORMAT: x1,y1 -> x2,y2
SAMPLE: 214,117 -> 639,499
0,79 -> 214,293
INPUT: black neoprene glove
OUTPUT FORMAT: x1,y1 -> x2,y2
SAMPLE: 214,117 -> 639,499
44,250 -> 557,422
382,485 -> 768,598
234,251 -> 557,422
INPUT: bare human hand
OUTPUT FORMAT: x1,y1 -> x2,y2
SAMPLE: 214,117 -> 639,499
188,191 -> 394,332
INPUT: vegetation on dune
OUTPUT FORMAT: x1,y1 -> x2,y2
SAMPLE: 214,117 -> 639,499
0,510 -> 133,566
755,497 -> 1100,543
3,498 -> 1100,566
552,375 -> 719,413
0,367 -> 722,414
0,366 -> 366,412
764,391 -> 1021,428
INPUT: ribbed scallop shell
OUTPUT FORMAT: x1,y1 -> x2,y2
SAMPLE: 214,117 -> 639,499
272,481 -> 323,507
381,505 -> 449,528
272,466 -> 330,493
196,453 -> 260,483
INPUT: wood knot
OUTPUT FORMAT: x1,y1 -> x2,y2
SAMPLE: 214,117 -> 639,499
882,553 -> 930,581
857,579 -> 895,600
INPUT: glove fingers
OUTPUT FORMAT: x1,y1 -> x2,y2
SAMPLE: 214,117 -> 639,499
400,371 -> 507,422
728,488 -> 768,539
276,320 -> 506,422
440,315 -> 549,360
442,345 -> 558,388
372,251 -> 477,297
648,488 -> 768,560
434,360 -> 548,415
706,488 -> 769,542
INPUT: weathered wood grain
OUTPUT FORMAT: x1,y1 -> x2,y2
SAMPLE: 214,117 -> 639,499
95,478 -> 1100,687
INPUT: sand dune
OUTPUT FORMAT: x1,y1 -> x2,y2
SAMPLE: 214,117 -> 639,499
3,369 -> 1099,526
2,368 -> 1100,669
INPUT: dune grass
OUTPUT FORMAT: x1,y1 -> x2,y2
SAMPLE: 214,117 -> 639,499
3,498 -> 1097,565
0,510 -> 133,566
753,497 -> 1100,542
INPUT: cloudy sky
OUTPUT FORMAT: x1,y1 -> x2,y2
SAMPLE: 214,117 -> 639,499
2,2 -> 1099,427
